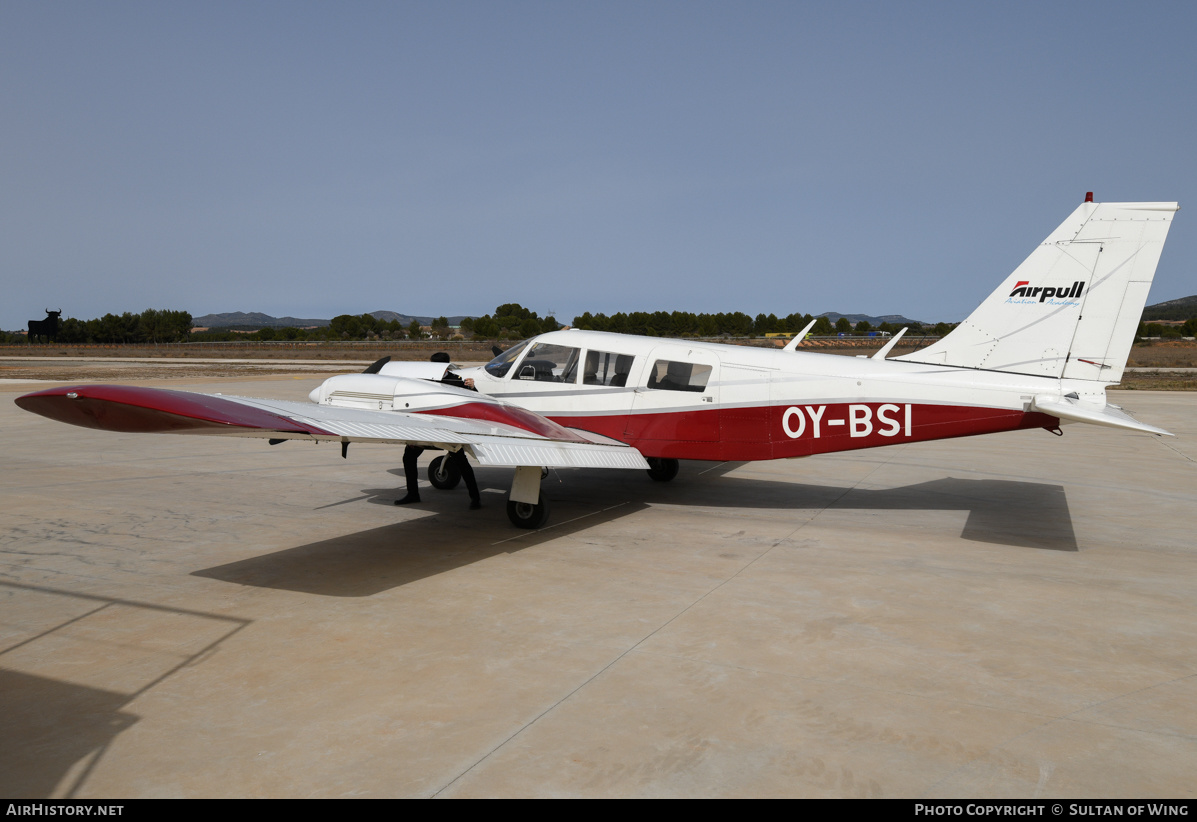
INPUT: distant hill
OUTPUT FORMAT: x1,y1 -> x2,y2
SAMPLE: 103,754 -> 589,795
1142,295 -> 1197,321
192,310 -> 475,329
818,312 -> 931,327
367,311 -> 474,327
192,311 -> 331,329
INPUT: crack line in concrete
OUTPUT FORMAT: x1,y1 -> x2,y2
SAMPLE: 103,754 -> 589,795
1150,435 -> 1197,464
431,450 -> 900,797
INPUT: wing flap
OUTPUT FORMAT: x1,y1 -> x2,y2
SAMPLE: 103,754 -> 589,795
469,439 -> 650,470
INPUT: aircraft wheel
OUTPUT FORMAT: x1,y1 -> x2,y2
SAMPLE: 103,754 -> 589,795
507,496 -> 550,529
427,455 -> 461,490
646,457 -> 679,482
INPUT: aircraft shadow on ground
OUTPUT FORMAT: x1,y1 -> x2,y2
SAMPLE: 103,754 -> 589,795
0,583 -> 249,799
544,463 -> 1078,552
193,462 -> 1076,598
193,495 -> 652,597
0,668 -> 138,799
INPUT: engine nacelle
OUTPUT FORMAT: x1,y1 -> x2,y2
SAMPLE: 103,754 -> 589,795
308,373 -> 474,412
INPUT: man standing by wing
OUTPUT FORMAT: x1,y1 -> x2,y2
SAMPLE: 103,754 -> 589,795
394,352 -> 482,510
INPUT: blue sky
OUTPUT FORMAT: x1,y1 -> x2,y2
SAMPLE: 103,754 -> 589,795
3,1 -> 1194,330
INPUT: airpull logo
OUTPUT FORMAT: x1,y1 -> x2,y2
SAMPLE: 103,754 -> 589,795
782,404 -> 912,439
1007,280 -> 1085,303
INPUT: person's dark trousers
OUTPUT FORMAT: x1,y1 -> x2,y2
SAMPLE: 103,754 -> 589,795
451,450 -> 481,508
394,445 -> 425,504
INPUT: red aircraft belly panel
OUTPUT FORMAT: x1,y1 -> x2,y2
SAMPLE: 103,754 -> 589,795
622,406 -> 720,443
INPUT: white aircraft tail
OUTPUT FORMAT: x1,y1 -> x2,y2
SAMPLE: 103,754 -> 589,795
897,198 -> 1179,382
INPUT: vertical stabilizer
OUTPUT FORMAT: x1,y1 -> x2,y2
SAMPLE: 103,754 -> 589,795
897,200 -> 1178,381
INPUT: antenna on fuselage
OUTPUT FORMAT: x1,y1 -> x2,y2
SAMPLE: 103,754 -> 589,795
363,356 -> 391,374
871,327 -> 908,360
782,318 -> 818,352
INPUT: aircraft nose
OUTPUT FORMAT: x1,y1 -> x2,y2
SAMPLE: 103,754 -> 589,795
308,387 -> 322,403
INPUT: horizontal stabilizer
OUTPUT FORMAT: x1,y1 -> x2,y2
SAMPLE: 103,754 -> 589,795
1032,395 -> 1173,437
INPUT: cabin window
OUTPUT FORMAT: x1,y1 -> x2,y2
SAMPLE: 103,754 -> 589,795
646,359 -> 711,392
583,351 -> 635,387
484,339 -> 532,379
514,343 -> 581,382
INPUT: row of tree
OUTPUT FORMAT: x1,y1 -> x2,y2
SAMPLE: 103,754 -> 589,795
0,309 -> 194,345
188,314 -> 414,342
189,306 -> 564,342
571,310 -> 956,338
1140,319 -> 1197,338
10,305 -> 1193,345
461,304 -> 560,339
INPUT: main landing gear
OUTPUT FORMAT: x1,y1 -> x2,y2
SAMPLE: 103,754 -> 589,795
505,465 -> 551,529
506,496 -> 550,529
646,457 -> 679,482
427,455 -> 461,490
503,458 -> 677,528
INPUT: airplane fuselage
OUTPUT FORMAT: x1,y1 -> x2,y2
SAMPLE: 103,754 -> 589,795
455,329 -> 1083,462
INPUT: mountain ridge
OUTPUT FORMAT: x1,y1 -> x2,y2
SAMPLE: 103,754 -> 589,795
192,310 -> 473,328
1141,295 -> 1197,321
816,312 -> 931,327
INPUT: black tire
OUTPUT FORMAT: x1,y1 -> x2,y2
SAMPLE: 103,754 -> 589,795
506,496 -> 550,529
646,457 -> 679,482
427,455 -> 461,490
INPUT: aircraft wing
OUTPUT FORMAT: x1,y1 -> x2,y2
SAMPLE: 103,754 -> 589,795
15,384 -> 650,470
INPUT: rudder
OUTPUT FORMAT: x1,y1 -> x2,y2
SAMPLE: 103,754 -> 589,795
898,199 -> 1179,382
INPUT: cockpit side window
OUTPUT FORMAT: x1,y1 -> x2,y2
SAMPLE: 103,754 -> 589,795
483,339 -> 532,379
583,350 -> 636,387
514,342 -> 581,382
646,359 -> 711,392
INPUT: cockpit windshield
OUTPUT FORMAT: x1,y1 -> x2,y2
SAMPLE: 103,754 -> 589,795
513,342 -> 581,382
484,339 -> 532,378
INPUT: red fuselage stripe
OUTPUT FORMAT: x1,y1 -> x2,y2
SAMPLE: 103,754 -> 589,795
546,402 -> 1056,460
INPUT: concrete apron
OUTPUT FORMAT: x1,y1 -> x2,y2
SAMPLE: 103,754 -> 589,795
2,377 -> 1195,798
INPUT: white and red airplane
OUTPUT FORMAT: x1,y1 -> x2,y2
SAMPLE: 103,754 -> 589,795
16,196 -> 1180,528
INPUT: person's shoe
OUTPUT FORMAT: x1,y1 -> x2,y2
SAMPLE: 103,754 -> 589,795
394,492 -> 421,505
469,499 -> 482,510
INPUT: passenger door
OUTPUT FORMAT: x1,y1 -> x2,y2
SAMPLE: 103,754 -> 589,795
623,345 -> 721,442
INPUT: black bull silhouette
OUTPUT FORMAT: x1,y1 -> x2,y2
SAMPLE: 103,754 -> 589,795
28,310 -> 62,343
